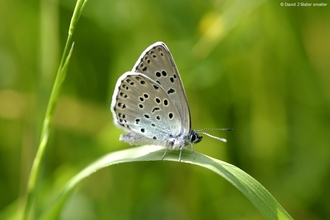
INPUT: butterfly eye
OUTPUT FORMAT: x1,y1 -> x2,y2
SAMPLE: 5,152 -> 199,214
190,131 -> 203,144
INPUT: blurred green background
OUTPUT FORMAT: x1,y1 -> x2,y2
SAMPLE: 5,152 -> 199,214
1,0 -> 330,219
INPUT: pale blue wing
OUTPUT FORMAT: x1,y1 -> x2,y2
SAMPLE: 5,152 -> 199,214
131,42 -> 191,134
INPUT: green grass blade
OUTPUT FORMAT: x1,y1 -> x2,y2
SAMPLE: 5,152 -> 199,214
23,0 -> 88,219
41,145 -> 293,220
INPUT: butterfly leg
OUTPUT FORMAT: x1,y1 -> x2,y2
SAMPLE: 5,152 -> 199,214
161,149 -> 168,160
178,147 -> 183,162
178,145 -> 195,162
190,144 -> 195,159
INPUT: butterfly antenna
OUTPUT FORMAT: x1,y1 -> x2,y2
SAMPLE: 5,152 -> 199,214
197,132 -> 227,142
198,128 -> 233,132
197,128 -> 233,143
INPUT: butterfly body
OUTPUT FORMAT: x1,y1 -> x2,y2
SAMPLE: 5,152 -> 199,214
119,128 -> 202,151
111,42 -> 220,161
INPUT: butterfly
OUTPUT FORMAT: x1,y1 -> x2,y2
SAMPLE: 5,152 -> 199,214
111,42 -> 229,161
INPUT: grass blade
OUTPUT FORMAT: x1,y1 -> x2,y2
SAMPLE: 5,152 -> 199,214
23,1 -> 88,219
41,145 -> 293,220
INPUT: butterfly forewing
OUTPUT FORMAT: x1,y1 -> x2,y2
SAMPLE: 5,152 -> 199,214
132,42 -> 191,132
111,72 -> 182,144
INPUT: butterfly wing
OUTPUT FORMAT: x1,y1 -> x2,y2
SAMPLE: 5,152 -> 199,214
131,42 -> 191,133
111,72 -> 183,145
